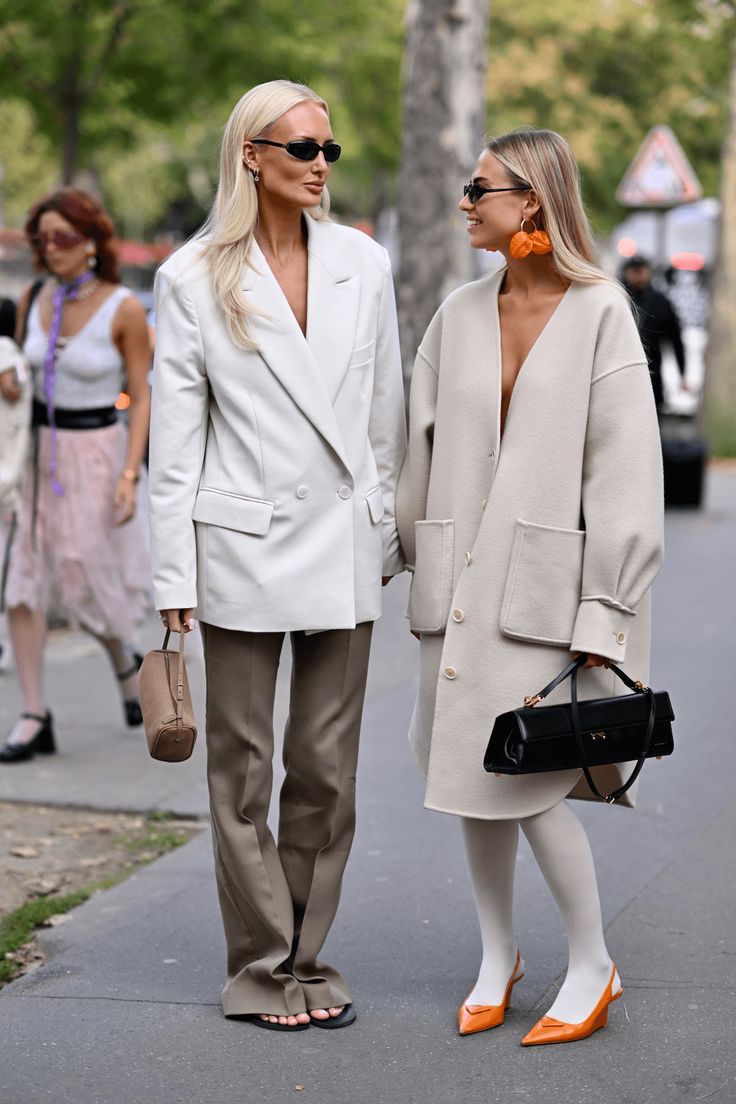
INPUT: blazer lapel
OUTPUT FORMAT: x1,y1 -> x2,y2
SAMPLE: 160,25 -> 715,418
243,231 -> 353,474
305,218 -> 360,404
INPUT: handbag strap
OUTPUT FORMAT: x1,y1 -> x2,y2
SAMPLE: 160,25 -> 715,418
162,628 -> 186,731
525,653 -> 646,706
570,665 -> 656,803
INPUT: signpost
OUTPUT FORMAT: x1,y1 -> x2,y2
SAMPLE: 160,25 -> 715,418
617,125 -> 703,267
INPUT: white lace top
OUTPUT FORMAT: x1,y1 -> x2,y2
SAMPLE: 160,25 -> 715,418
24,285 -> 132,410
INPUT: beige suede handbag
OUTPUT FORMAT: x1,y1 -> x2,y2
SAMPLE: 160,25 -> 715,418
139,629 -> 197,762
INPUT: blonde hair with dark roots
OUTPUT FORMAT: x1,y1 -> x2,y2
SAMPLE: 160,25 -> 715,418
485,128 -> 619,291
199,79 -> 331,349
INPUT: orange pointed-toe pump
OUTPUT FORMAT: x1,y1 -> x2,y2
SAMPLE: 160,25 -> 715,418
520,964 -> 622,1046
458,950 -> 525,1036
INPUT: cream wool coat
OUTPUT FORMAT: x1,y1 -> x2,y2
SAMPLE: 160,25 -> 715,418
149,217 -> 406,631
396,268 -> 664,819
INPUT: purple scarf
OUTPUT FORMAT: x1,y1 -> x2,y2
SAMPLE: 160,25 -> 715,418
43,270 -> 96,495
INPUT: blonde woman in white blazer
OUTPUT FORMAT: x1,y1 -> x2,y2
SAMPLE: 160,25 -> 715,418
149,81 -> 406,1031
396,130 -> 663,1046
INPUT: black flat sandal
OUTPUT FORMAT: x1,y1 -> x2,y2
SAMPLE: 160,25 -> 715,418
309,1004 -> 356,1030
0,711 -> 56,764
117,652 -> 144,727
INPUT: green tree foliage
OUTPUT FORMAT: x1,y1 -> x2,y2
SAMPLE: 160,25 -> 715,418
0,0 -> 404,231
488,0 -> 735,230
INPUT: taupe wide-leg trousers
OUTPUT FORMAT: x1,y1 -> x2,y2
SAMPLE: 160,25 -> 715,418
201,621 -> 373,1017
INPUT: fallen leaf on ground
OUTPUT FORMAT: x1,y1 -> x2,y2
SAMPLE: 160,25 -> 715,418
25,876 -> 65,897
42,914 -> 72,927
78,856 -> 109,868
10,847 -> 38,859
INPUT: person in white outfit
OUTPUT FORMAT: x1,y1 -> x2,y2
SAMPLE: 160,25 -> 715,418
0,189 -> 151,764
397,129 -> 663,1046
148,80 -> 406,1031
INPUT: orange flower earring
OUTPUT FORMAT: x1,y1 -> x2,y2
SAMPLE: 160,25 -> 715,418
509,217 -> 552,259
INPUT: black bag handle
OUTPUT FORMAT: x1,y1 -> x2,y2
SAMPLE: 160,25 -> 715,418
570,665 -> 656,803
524,653 -> 656,804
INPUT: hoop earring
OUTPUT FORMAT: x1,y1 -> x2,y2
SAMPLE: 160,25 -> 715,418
510,216 -> 552,259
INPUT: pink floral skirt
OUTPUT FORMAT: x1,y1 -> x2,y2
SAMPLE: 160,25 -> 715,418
3,422 -> 151,642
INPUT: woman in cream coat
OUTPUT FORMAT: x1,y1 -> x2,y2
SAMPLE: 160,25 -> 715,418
396,130 -> 663,1046
149,81 -> 405,1031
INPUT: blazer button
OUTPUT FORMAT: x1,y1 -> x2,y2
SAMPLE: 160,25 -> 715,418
464,551 -> 472,565
616,631 -> 626,644
338,485 -> 352,500
452,609 -> 464,622
296,485 -> 309,499
444,666 -> 457,680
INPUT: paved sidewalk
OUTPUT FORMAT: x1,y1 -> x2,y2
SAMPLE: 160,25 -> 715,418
1,469 -> 735,1104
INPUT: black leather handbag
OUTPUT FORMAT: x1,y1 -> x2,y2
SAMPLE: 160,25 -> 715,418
484,654 -> 674,804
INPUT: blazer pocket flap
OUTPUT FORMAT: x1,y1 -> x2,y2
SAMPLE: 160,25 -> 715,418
500,520 -> 585,646
349,340 -> 376,367
365,485 -> 384,524
408,519 -> 455,634
192,488 -> 274,535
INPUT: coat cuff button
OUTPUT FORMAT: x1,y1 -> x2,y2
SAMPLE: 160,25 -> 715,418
444,666 -> 457,680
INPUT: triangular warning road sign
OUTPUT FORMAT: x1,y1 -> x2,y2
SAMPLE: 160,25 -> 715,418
617,125 -> 702,208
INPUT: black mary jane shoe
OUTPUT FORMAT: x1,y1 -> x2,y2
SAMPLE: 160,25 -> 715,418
118,652 -> 144,727
0,711 -> 56,764
309,1004 -> 356,1030
245,1015 -> 310,1032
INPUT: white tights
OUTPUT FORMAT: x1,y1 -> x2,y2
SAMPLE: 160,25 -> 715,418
462,799 -> 621,1023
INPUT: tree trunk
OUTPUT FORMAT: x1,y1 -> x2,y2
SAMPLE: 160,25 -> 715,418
397,0 -> 491,375
704,33 -> 736,456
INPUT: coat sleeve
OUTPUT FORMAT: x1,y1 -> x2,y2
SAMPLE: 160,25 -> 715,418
570,294 -> 664,664
395,312 -> 442,569
148,265 -> 208,612
368,251 -> 408,576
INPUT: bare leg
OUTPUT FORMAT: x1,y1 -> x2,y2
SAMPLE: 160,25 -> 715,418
5,604 -> 47,745
520,800 -> 620,1023
462,817 -> 522,1004
89,633 -> 140,702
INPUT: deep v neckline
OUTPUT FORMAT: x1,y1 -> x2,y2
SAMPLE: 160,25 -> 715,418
495,275 -> 573,440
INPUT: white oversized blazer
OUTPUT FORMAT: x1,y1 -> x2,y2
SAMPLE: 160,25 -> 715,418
148,215 -> 406,632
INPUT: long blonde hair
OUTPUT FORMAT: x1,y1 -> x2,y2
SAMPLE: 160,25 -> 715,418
199,80 -> 331,349
485,128 -> 618,290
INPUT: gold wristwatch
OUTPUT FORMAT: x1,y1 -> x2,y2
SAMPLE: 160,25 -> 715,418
121,468 -> 140,483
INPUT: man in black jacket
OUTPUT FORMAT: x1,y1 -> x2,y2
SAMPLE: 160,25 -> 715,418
621,256 -> 689,411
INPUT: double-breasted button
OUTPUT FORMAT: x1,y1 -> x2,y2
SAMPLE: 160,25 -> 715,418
296,485 -> 309,499
444,666 -> 457,680
338,485 -> 352,500
452,609 -> 464,622
464,551 -> 472,566
616,631 -> 626,645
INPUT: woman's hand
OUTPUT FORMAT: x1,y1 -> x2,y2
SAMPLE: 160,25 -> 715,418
0,369 -> 22,403
160,608 -> 195,633
573,651 -> 611,670
113,475 -> 137,525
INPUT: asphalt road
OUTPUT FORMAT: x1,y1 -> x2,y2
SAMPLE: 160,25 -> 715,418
0,467 -> 734,1104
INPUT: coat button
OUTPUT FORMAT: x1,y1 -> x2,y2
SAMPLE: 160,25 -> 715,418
616,631 -> 626,644
452,609 -> 464,622
464,551 -> 472,565
296,485 -> 309,499
338,485 -> 352,500
444,666 -> 457,680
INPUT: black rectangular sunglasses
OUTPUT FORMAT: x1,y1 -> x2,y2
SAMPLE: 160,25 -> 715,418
252,139 -> 341,163
463,182 -> 529,204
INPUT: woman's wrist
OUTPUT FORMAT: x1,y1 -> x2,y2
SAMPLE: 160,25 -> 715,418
120,467 -> 140,483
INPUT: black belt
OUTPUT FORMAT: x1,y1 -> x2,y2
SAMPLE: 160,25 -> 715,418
32,399 -> 118,430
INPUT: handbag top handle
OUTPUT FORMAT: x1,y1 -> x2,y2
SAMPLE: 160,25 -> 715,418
162,628 -> 186,729
524,654 -> 647,708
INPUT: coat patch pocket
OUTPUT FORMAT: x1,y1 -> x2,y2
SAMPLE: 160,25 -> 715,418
408,519 -> 455,634
192,487 -> 274,536
500,520 -> 585,646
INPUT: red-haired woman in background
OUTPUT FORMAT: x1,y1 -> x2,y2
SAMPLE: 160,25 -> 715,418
0,188 -> 152,763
